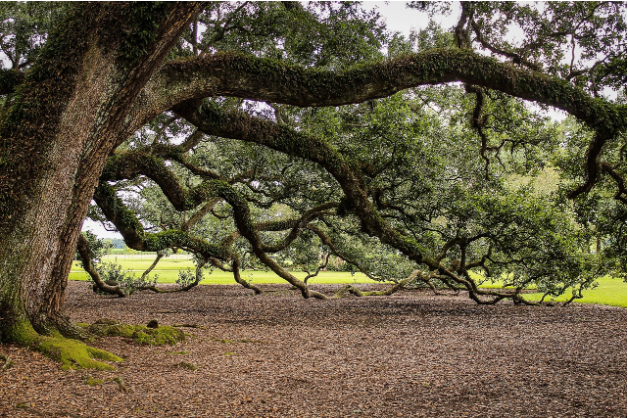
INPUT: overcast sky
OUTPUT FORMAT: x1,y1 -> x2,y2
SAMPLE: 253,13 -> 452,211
371,1 -> 460,37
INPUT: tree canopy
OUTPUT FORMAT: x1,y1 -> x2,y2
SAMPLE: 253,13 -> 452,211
0,2 -> 626,353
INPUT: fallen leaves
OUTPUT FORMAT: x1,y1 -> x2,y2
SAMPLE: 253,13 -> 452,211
0,282 -> 625,417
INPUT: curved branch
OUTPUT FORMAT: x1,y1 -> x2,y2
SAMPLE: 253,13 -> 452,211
76,234 -> 126,297
213,180 -> 329,300
92,182 -> 229,260
175,102 -> 435,268
140,251 -> 165,281
601,161 -> 627,204
231,258 -> 262,294
218,205 -> 335,250
102,152 -> 223,210
335,270 -> 420,298
259,202 -> 337,252
149,49 -> 624,137
183,198 -> 221,231
469,18 -> 541,71
567,133 -> 609,199
303,252 -> 331,285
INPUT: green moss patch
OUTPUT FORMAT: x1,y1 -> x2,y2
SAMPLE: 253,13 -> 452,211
4,319 -> 40,345
87,319 -> 185,345
37,337 -> 122,371
83,377 -> 104,386
4,319 -> 122,371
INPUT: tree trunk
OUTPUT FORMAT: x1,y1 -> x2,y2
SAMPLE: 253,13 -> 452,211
0,2 -> 202,343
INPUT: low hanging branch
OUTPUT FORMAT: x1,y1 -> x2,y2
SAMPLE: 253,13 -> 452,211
76,234 -> 126,297
142,257 -> 208,294
99,148 -> 344,297
334,270 -> 421,298
141,251 -> 166,281
178,104 -> 574,305
93,182 -> 229,261
231,258 -> 263,295
96,163 -> 331,298
303,252 -> 331,285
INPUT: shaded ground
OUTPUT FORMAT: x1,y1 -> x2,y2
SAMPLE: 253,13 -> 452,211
1,282 -> 626,418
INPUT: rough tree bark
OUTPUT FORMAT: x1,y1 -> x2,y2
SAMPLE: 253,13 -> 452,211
0,3 -> 203,344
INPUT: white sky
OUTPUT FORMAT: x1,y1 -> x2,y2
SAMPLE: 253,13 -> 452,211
371,1 -> 460,37
82,1 -> 570,239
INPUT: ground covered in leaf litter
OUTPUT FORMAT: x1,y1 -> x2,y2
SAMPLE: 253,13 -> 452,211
1,282 -> 626,418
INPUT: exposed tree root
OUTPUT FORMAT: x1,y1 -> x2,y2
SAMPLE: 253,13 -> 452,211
142,283 -> 200,293
84,319 -> 185,345
5,320 -> 122,370
37,336 -> 122,371
0,353 -> 13,370
4,317 -> 187,371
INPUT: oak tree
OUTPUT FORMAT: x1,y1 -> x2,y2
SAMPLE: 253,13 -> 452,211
0,2 -> 625,366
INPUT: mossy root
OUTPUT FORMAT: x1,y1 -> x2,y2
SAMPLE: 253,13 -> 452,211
87,319 -> 185,345
37,336 -> 122,370
5,320 -> 122,370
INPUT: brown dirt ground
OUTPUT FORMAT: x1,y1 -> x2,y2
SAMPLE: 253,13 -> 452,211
1,281 -> 626,418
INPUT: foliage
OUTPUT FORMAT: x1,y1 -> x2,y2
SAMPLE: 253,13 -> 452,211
0,2 -> 70,70
93,262 -> 157,296
80,231 -> 112,262
80,1 -> 626,304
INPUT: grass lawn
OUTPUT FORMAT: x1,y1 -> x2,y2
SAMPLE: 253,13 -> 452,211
522,276 -> 627,308
471,273 -> 626,308
70,255 -> 377,285
71,255 -> 627,307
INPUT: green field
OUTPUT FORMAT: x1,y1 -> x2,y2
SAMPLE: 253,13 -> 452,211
70,255 -> 377,285
71,255 -> 626,307
521,276 -> 627,308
